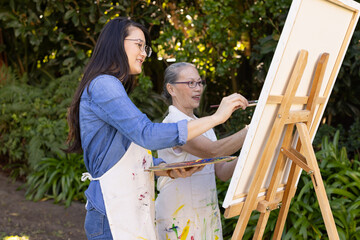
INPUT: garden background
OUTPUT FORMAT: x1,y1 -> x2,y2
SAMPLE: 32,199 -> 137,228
0,0 -> 359,239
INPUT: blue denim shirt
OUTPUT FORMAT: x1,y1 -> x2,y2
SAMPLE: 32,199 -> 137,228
80,74 -> 188,215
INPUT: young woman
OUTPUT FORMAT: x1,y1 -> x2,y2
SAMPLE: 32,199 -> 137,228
65,18 -> 247,240
155,62 -> 249,240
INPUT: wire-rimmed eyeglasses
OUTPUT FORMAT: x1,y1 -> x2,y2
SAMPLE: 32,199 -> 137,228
125,38 -> 152,57
171,80 -> 206,88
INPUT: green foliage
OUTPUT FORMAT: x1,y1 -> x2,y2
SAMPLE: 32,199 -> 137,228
313,119 -> 360,159
154,0 -> 252,100
284,131 -> 360,239
0,65 -> 81,178
25,152 -> 88,207
245,0 -> 291,82
218,131 -> 360,239
327,28 -> 360,126
0,0 -> 162,80
220,107 -> 255,136
1,0 -> 359,125
0,0 -> 99,78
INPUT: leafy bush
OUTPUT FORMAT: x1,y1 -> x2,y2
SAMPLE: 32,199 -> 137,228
25,152 -> 88,207
1,0 -> 359,127
313,119 -> 360,159
0,66 -> 81,178
315,131 -> 360,239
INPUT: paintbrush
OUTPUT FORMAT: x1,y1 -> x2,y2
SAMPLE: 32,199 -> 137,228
210,100 -> 258,108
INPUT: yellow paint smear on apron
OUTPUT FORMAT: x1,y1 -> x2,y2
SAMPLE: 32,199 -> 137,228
180,220 -> 190,240
172,204 -> 185,217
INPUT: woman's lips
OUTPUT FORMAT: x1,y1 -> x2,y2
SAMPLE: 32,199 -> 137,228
192,96 -> 201,101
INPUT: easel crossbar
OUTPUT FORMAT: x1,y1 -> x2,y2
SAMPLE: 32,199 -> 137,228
280,147 -> 312,173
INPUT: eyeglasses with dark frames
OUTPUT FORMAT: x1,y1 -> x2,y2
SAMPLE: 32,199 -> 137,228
125,38 -> 152,57
171,80 -> 206,88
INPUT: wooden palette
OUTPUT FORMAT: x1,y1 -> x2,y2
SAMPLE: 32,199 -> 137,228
146,156 -> 237,171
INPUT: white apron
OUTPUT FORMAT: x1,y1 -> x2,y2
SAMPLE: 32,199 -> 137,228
84,143 -> 157,240
155,106 -> 223,240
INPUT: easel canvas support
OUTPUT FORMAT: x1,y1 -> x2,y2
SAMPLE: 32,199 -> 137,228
228,50 -> 339,239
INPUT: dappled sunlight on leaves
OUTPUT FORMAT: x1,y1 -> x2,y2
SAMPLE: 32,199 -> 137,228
3,236 -> 29,240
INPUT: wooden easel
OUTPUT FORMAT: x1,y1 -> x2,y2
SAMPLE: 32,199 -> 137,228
225,50 -> 339,239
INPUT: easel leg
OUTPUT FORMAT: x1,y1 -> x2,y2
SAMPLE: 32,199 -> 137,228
253,124 -> 295,239
254,212 -> 271,240
296,123 -> 339,240
273,164 -> 302,240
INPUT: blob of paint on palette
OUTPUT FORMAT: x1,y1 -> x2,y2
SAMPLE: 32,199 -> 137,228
146,156 -> 237,171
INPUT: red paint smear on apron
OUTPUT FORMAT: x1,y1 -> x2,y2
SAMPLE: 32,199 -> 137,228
142,157 -> 147,169
138,192 -> 148,200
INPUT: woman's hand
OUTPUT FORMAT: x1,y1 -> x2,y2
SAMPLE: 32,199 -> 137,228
186,93 -> 248,141
213,93 -> 248,124
154,165 -> 204,179
167,166 -> 205,179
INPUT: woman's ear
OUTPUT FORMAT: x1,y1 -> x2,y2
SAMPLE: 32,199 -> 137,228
166,83 -> 176,97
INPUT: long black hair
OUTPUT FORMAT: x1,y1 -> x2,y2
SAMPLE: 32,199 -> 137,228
65,17 -> 151,153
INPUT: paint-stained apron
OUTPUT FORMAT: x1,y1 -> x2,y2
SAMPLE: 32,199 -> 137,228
156,165 -> 223,240
155,105 -> 222,240
84,142 -> 158,240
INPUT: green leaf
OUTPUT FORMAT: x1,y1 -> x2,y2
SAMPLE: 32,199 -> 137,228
64,9 -> 76,20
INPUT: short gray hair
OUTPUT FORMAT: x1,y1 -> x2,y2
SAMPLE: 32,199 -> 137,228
163,62 -> 196,101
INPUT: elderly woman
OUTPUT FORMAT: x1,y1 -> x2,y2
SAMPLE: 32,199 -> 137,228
155,62 -> 249,240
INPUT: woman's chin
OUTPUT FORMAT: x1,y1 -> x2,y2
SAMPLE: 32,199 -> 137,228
129,68 -> 142,75
192,103 -> 200,109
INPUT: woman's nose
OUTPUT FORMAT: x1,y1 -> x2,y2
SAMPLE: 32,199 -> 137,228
194,84 -> 202,91
140,50 -> 147,57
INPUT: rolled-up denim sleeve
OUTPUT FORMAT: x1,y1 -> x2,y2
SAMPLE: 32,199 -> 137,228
176,119 -> 188,146
88,75 -> 188,150
153,157 -> 166,166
